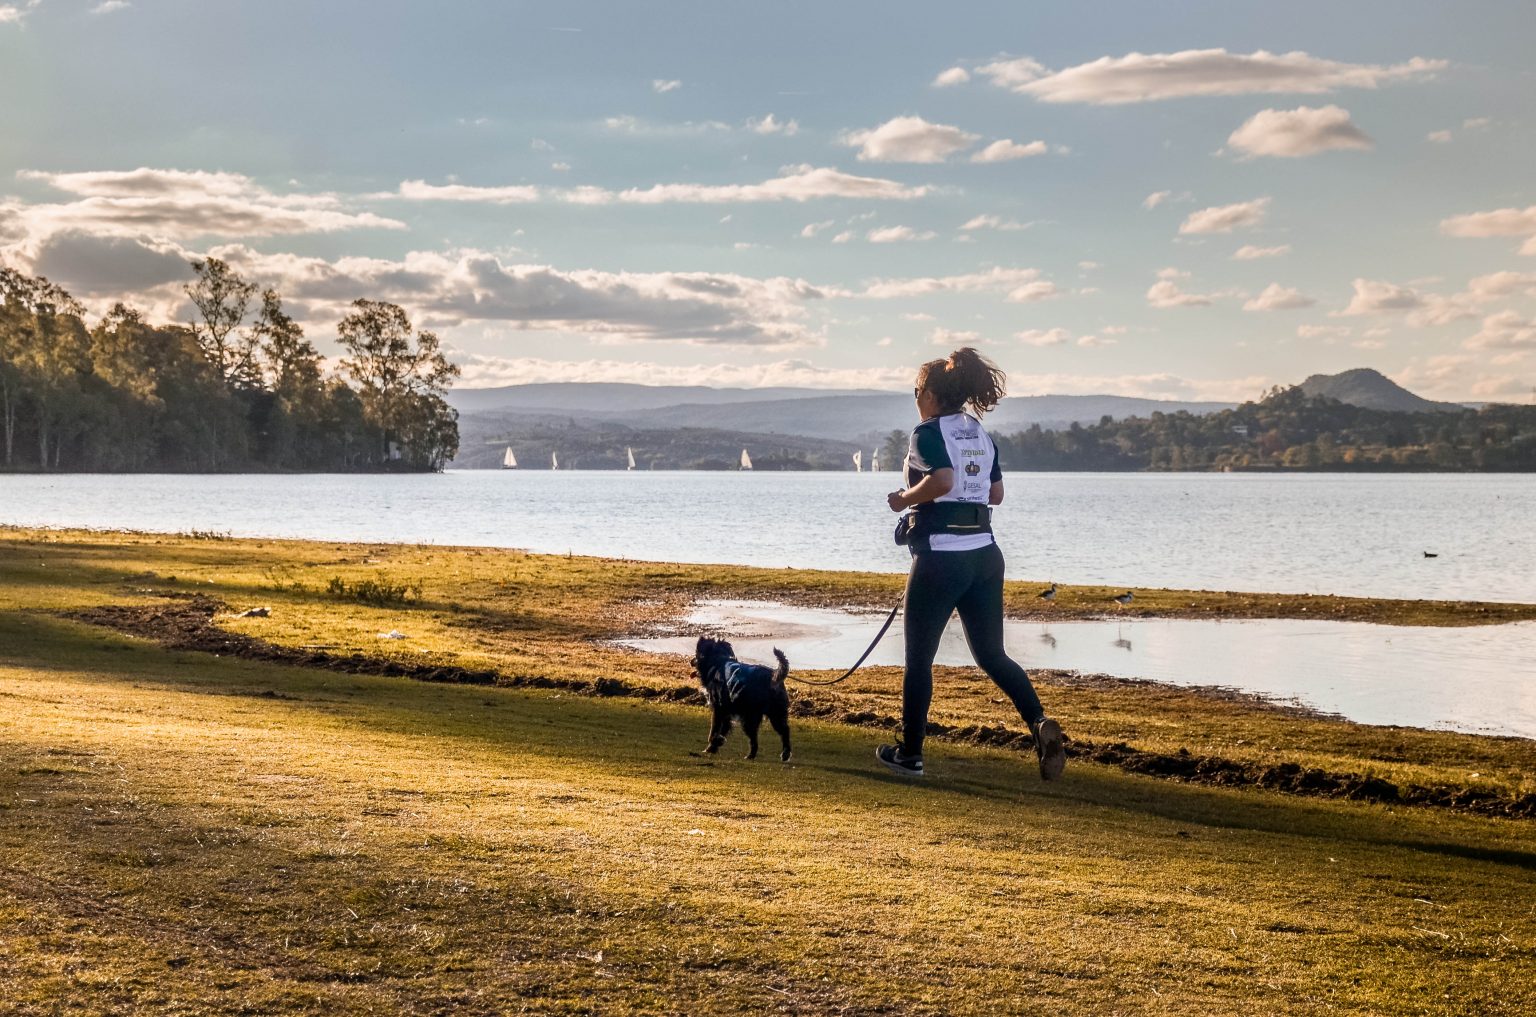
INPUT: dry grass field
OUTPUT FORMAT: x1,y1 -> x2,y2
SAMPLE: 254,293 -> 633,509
2,528 -> 1532,1015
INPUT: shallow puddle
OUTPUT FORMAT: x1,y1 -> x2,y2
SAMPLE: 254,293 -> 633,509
619,600 -> 1536,739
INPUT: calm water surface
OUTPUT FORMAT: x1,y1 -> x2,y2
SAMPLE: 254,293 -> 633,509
3,471 -> 1532,602
621,600 -> 1536,738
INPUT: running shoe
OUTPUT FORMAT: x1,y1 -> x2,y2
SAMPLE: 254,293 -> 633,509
875,743 -> 925,778
1032,718 -> 1067,781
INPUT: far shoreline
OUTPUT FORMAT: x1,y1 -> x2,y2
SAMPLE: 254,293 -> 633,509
8,524 -> 1536,626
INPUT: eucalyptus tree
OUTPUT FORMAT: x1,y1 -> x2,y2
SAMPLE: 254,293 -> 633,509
336,299 -> 460,467
185,257 -> 258,387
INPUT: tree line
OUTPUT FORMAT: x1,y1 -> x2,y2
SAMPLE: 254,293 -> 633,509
991,386 -> 1536,472
870,386 -> 1536,472
0,260 -> 459,472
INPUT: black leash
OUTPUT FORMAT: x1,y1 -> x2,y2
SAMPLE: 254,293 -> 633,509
787,602 -> 901,687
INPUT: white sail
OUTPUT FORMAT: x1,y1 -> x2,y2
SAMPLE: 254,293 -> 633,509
502,447 -> 517,469
870,448 -> 880,472
627,447 -> 636,470
551,451 -> 559,471
852,450 -> 862,472
740,448 -> 753,470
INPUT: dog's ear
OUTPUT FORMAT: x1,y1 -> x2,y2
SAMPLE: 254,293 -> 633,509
695,636 -> 712,655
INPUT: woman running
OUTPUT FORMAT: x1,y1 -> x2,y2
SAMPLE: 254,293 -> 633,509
876,347 -> 1066,780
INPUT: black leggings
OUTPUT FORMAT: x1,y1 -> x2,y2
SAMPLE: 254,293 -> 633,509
903,542 -> 1043,755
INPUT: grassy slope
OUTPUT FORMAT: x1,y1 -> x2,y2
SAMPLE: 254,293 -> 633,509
1,529 -> 1534,1014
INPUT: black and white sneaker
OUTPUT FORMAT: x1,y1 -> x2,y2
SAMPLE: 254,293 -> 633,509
875,743 -> 925,778
1031,718 -> 1067,782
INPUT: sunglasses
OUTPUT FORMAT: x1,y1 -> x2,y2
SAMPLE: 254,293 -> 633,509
912,387 -> 923,398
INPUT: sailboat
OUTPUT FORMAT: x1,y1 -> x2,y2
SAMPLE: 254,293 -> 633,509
739,448 -> 753,471
870,448 -> 880,472
551,451 -> 559,471
501,447 -> 518,470
852,450 -> 863,472
626,447 -> 636,471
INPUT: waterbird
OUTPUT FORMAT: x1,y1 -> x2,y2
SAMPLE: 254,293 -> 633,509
1036,583 -> 1057,602
1423,551 -> 1439,558
1112,591 -> 1135,607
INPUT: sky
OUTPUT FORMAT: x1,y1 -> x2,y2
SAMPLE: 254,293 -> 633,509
3,1 -> 1535,402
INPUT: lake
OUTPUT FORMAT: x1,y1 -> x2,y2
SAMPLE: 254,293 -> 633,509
620,600 -> 1536,739
3,471 -> 1532,602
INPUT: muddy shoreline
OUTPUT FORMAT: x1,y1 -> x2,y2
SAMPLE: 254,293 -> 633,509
61,595 -> 1536,820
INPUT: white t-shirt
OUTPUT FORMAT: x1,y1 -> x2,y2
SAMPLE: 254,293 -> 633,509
905,412 -> 1002,551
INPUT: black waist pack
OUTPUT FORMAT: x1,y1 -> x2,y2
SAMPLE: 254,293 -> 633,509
895,502 -> 991,546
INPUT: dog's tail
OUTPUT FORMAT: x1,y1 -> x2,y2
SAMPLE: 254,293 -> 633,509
771,648 -> 789,686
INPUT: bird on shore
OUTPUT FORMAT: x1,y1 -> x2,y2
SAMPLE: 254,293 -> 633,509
1112,591 -> 1135,607
1036,583 -> 1058,602
1423,551 -> 1439,558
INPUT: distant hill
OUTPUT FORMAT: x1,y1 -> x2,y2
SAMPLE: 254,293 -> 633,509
1297,368 -> 1463,414
445,382 -> 884,415
447,383 -> 1235,444
451,413 -> 866,471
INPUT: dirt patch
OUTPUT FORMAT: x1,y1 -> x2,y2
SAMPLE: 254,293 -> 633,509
63,596 -> 1535,821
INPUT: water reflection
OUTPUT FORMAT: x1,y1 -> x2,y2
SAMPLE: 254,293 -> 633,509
618,599 -> 1536,739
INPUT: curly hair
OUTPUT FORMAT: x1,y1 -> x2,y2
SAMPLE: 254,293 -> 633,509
916,346 -> 1007,417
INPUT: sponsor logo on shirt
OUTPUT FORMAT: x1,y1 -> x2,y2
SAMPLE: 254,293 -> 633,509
964,462 -> 981,476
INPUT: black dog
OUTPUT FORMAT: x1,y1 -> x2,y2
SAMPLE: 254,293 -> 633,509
692,637 -> 792,761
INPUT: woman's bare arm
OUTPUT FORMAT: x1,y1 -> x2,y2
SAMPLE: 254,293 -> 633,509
888,468 -> 955,511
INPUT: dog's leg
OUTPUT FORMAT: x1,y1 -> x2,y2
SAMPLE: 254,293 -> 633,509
768,706 -> 792,762
706,704 -> 731,754
742,713 -> 762,760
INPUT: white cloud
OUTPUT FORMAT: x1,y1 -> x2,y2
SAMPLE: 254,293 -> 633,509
455,355 -> 914,391
1396,354 -> 1533,401
551,162 -> 570,172
978,49 -> 1445,105
1426,129 -> 1453,144
1441,205 -> 1536,255
1340,278 -> 1425,315
566,165 -> 931,204
970,139 -> 1048,163
930,327 -> 983,346
1463,270 -> 1536,301
1007,280 -> 1061,303
861,266 -> 1048,300
1179,197 -> 1270,234
8,167 -> 404,241
0,1 -> 40,25
1298,324 -> 1352,339
1143,190 -> 1172,210
1353,338 -> 1387,350
91,1 -> 130,13
867,225 -> 936,244
1463,117 -> 1492,131
396,180 -> 541,204
652,79 -> 682,94
599,114 -> 730,136
959,214 -> 1032,232
747,113 -> 799,136
831,231 -> 854,244
932,67 -> 971,87
800,220 -> 835,238
1016,328 -> 1072,347
1146,272 -> 1216,308
1464,310 -> 1536,350
1233,244 -> 1291,260
169,247 -> 832,349
1078,261 -> 1099,270
843,116 -> 979,163
1243,283 -> 1315,311
1006,371 -> 1271,402
1226,105 -> 1372,158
